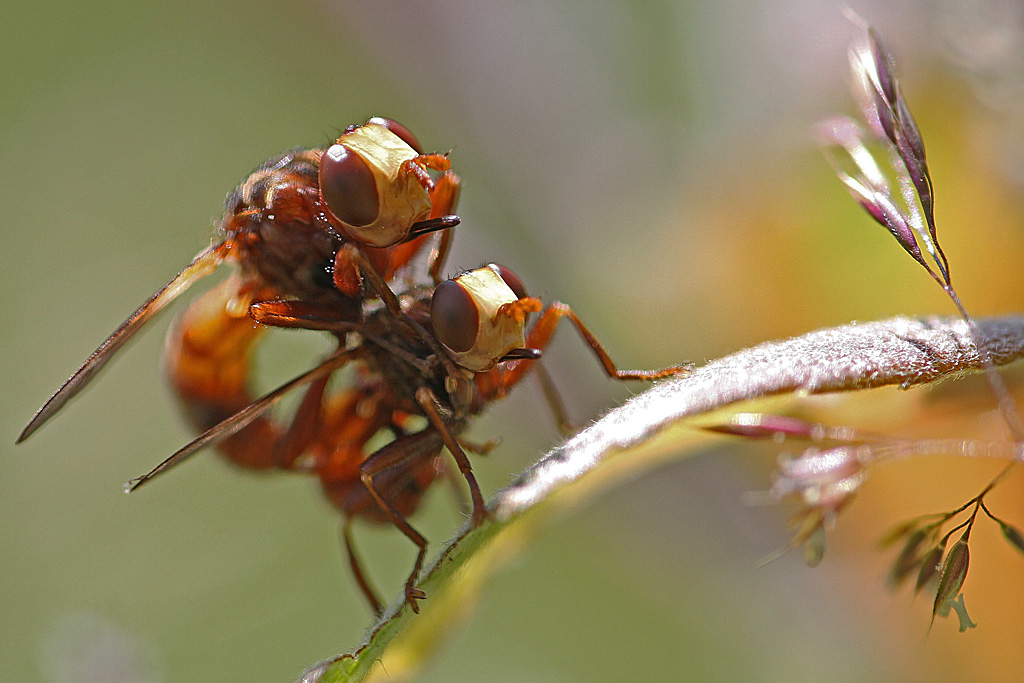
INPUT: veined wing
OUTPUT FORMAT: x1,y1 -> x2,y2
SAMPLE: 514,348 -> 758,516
18,243 -> 228,443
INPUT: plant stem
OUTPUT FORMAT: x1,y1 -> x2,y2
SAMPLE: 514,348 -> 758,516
943,284 -> 1024,443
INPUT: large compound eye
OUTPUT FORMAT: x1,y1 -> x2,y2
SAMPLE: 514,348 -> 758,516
367,117 -> 423,154
431,279 -> 479,353
319,143 -> 379,228
488,264 -> 527,299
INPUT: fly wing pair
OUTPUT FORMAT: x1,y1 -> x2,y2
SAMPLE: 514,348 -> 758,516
18,241 -> 367,490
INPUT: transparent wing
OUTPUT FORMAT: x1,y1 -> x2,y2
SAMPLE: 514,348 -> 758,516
124,348 -> 356,492
18,243 -> 228,443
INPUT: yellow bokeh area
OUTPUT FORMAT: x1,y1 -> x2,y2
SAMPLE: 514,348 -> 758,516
4,1 -> 1024,681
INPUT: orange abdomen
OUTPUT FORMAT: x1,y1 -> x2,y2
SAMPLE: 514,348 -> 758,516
164,275 -> 278,469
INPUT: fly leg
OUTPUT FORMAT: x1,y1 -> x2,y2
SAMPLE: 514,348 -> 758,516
271,372 -> 331,470
439,435 -> 499,518
338,243 -> 466,384
359,429 -> 448,613
388,169 -> 460,285
414,387 -> 489,528
340,517 -> 383,614
247,299 -> 361,331
242,299 -> 368,470
401,153 -> 451,191
426,171 -> 459,283
483,302 -> 692,395
531,360 -> 576,437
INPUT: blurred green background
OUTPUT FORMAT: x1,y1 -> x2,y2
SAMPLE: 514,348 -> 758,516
5,0 -> 1024,681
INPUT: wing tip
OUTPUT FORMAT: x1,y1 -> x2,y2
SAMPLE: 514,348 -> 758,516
16,412 -> 47,444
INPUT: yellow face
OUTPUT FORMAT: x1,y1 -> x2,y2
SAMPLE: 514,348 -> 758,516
431,264 -> 536,372
318,120 -> 433,248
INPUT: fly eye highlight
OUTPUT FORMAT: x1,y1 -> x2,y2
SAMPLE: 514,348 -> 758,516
366,117 -> 423,154
319,143 -> 380,228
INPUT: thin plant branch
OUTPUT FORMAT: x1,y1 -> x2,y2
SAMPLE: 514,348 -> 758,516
302,313 -> 1024,682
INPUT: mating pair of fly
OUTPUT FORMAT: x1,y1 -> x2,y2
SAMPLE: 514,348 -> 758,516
18,117 -> 689,613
